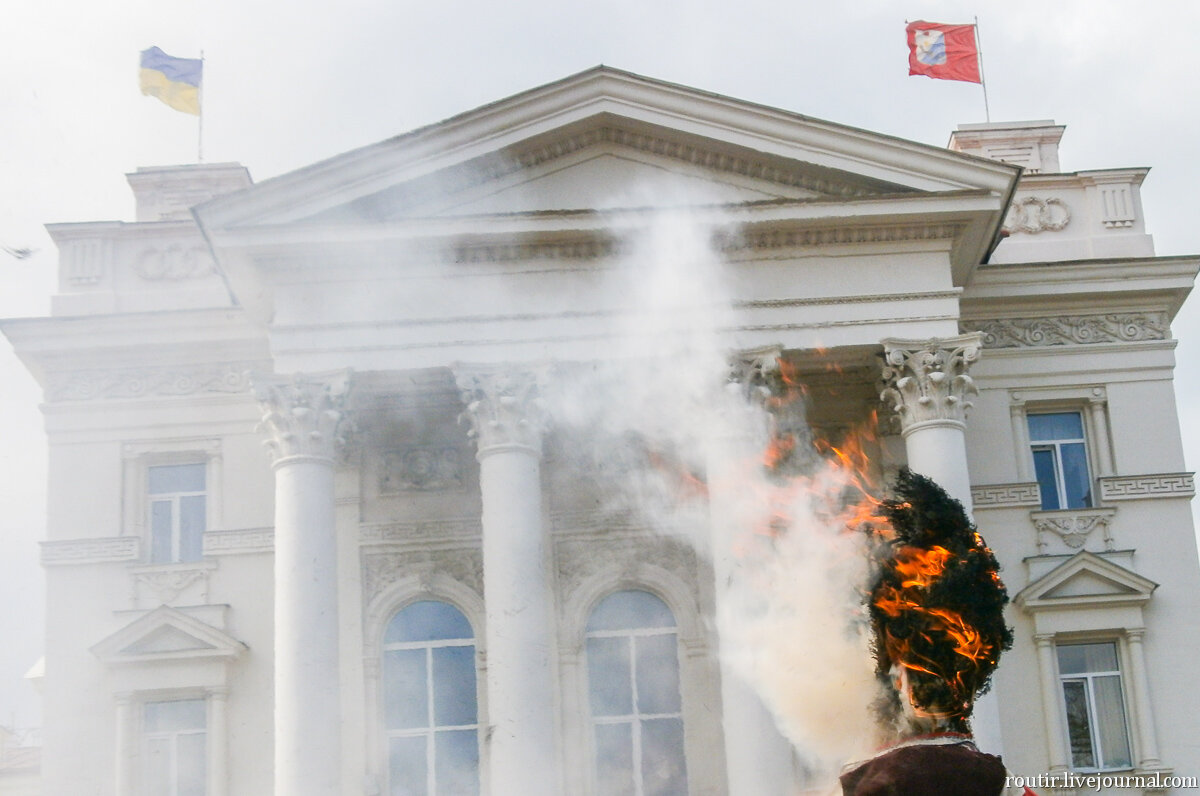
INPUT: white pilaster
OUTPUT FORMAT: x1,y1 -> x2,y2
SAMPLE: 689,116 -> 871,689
1034,634 -> 1069,772
253,370 -> 352,796
209,687 -> 229,796
457,368 -> 558,796
880,333 -> 1004,752
1125,629 -> 1162,770
115,692 -> 133,796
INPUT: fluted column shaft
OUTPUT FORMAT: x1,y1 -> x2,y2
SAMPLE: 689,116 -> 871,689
457,369 -> 558,796
254,371 -> 351,796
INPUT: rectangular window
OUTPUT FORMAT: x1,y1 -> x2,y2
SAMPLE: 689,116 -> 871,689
142,699 -> 207,796
148,463 -> 207,563
1057,642 -> 1133,771
1029,412 -> 1093,510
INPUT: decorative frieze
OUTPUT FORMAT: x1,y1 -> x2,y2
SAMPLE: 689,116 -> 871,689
361,548 -> 484,606
41,536 -> 140,565
1032,508 -> 1117,553
456,368 -> 548,454
359,519 -> 481,546
960,313 -> 1168,348
132,243 -> 216,281
971,482 -> 1042,509
379,446 -> 465,492
1099,184 -> 1136,228
203,528 -> 275,555
554,534 -> 700,604
880,333 -> 982,431
716,223 -> 963,252
46,363 -> 259,403
251,370 -> 353,462
1099,473 -> 1195,501
1003,196 -> 1070,234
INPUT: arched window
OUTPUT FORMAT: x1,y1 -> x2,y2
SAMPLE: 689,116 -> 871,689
383,600 -> 480,795
586,590 -> 689,796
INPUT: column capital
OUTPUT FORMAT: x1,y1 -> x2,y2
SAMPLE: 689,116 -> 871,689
455,367 -> 548,457
251,370 -> 353,464
880,333 -> 983,433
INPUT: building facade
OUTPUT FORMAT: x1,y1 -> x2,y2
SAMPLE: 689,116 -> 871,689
4,68 -> 1199,795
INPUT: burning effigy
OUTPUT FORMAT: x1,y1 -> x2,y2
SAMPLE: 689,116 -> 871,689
840,468 -> 1034,796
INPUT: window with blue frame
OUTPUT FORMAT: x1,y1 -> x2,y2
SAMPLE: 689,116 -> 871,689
383,600 -> 479,796
1029,412 -> 1093,511
586,590 -> 688,796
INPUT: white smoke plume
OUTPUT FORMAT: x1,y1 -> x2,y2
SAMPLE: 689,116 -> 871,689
545,202 -> 883,784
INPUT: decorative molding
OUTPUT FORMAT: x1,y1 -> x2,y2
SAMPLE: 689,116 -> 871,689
359,519 -> 481,546
252,370 -> 353,462
511,126 -> 875,199
554,534 -> 700,604
1032,508 -> 1117,553
41,536 -> 139,566
45,363 -> 260,403
1099,184 -> 1136,228
379,446 -> 465,492
455,368 -> 548,454
880,333 -> 982,430
203,528 -> 275,555
971,482 -> 1042,508
132,243 -> 216,281
1099,473 -> 1195,501
716,223 -> 963,252
1003,196 -> 1070,234
448,239 -> 620,263
960,313 -> 1168,348
361,548 -> 484,606
129,562 -> 216,606
62,237 -> 112,286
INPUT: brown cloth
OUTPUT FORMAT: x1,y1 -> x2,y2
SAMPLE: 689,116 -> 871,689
840,738 -> 1008,796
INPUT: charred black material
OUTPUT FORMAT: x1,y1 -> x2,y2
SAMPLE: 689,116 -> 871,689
867,468 -> 1013,733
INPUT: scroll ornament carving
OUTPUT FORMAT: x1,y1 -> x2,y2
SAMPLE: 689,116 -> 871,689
554,535 -> 699,603
361,548 -> 484,605
880,334 -> 982,429
961,313 -> 1168,348
252,371 -> 352,462
131,566 -> 211,604
1003,196 -> 1070,235
133,243 -> 216,280
1033,511 -> 1115,552
456,369 -> 547,453
380,447 -> 464,492
46,364 -> 255,402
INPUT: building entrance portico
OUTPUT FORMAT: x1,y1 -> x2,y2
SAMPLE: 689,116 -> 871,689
10,68 -> 1200,796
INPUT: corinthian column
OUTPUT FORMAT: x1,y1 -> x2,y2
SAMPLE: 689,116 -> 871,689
879,334 -> 1005,754
456,367 -> 558,796
880,333 -> 982,513
253,370 -> 352,796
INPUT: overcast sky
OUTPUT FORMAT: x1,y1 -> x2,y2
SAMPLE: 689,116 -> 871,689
2,0 -> 1199,730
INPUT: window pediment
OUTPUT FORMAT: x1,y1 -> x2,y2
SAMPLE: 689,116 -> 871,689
92,605 -> 247,665
1016,551 -> 1156,612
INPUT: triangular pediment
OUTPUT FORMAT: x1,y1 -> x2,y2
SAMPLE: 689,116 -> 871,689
1016,551 -> 1157,611
196,66 -> 1018,233
91,606 -> 247,665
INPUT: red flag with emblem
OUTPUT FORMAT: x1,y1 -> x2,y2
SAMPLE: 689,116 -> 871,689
906,21 -> 981,84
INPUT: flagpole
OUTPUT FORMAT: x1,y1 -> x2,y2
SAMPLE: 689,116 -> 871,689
974,16 -> 993,123
198,49 -> 205,163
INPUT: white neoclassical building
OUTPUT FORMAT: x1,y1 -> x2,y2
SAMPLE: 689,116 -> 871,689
4,67 -> 1200,795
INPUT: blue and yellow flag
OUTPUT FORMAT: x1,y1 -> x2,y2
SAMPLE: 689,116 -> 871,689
139,47 -> 202,115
